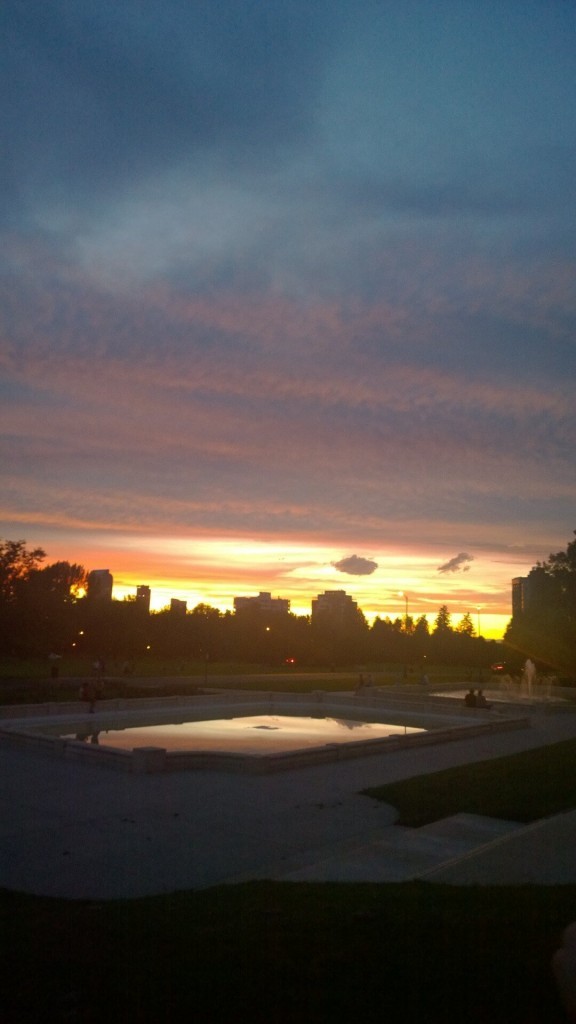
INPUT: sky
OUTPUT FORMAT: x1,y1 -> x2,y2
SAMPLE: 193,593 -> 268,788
2,1 -> 575,637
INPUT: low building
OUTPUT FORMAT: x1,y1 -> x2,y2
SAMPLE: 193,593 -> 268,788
170,598 -> 187,616
233,591 -> 290,615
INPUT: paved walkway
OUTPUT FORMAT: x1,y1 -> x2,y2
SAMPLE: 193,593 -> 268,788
2,701 -> 576,899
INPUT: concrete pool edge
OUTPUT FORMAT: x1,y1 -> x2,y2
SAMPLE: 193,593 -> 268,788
0,690 -> 531,773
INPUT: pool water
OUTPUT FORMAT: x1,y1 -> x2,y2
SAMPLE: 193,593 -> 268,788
62,714 -> 425,754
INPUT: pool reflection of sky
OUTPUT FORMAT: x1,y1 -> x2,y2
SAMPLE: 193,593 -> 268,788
64,715 -> 425,753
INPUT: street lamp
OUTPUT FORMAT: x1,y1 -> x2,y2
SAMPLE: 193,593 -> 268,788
398,591 -> 409,681
476,605 -> 483,684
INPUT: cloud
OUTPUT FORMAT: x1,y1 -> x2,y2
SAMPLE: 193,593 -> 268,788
1,0 -> 575,594
333,554 -> 378,576
0,0 -> 327,226
437,552 -> 474,574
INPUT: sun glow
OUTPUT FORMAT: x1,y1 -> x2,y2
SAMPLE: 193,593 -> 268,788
12,525 -> 538,640
57,532 -> 527,639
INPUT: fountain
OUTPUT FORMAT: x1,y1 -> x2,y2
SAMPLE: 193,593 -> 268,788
0,690 -> 531,773
522,658 -> 536,699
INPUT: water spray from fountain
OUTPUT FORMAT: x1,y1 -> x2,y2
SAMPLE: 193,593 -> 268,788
522,658 -> 536,699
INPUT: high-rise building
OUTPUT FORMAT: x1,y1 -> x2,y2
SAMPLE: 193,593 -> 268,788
87,569 -> 113,601
136,585 -> 151,614
311,589 -> 358,627
512,577 -> 526,618
233,591 -> 290,615
508,573 -> 549,618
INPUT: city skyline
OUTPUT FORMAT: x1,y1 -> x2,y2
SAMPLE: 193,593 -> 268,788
58,544 -> 533,638
2,2 -> 575,643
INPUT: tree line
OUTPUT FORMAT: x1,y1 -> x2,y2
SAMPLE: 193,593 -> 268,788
0,538 -> 508,670
3,530 -> 573,673
505,530 -> 576,676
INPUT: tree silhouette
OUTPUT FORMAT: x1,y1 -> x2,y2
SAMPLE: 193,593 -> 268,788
505,530 -> 576,674
0,539 -> 46,602
29,561 -> 86,600
0,537 -> 503,670
456,612 -> 475,636
433,605 -> 453,635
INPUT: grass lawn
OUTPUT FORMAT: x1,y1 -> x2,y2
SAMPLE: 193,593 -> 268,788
0,881 -> 573,1023
363,737 -> 576,826
0,673 -> 361,706
0,655 -> 484,684
0,677 -> 205,705
0,661 -> 490,705
0,657 -> 363,681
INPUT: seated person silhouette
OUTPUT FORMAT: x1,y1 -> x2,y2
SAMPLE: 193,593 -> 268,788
475,689 -> 493,709
464,689 -> 477,707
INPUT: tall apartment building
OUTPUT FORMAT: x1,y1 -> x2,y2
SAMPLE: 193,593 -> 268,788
512,577 -> 526,618
233,591 -> 290,615
170,598 -> 187,616
136,585 -> 151,613
508,573 -> 553,618
87,569 -> 113,601
311,589 -> 359,627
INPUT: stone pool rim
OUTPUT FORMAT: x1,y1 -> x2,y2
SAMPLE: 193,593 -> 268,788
0,690 -> 531,774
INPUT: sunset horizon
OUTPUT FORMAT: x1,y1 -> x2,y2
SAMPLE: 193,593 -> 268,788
2,1 -> 575,649
6,522 -> 562,640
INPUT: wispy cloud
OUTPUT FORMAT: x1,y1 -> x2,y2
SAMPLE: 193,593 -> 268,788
438,553 -> 474,574
1,1 -> 575,633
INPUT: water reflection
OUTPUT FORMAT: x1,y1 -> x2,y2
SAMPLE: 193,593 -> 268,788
62,714 -> 425,754
75,730 -> 100,744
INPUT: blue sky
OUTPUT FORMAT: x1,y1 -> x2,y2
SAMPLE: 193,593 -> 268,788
1,1 -> 575,632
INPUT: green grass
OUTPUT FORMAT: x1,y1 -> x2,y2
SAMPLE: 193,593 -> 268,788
0,881 -> 572,1023
0,655 -> 486,682
363,737 -> 576,826
0,677 -> 208,705
0,657 -> 276,680
0,658 -> 489,706
0,674 -> 361,706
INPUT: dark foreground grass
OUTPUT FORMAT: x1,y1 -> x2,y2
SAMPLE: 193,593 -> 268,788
363,737 -> 576,826
0,673 -> 360,705
0,657 -> 363,683
1,881 -> 574,1024
0,677 -> 207,705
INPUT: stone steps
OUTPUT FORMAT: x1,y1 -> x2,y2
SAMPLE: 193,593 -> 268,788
269,814 -> 526,883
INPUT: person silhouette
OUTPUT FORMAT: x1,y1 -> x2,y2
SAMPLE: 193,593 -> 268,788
475,689 -> 492,709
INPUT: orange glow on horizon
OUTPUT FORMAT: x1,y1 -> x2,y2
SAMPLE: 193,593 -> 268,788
13,529 -> 540,641
81,534 -> 525,640
110,579 -> 509,639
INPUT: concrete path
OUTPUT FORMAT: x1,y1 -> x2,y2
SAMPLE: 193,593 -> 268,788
2,703 -> 576,899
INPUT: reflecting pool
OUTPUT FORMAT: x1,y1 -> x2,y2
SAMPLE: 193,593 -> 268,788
59,714 -> 425,753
